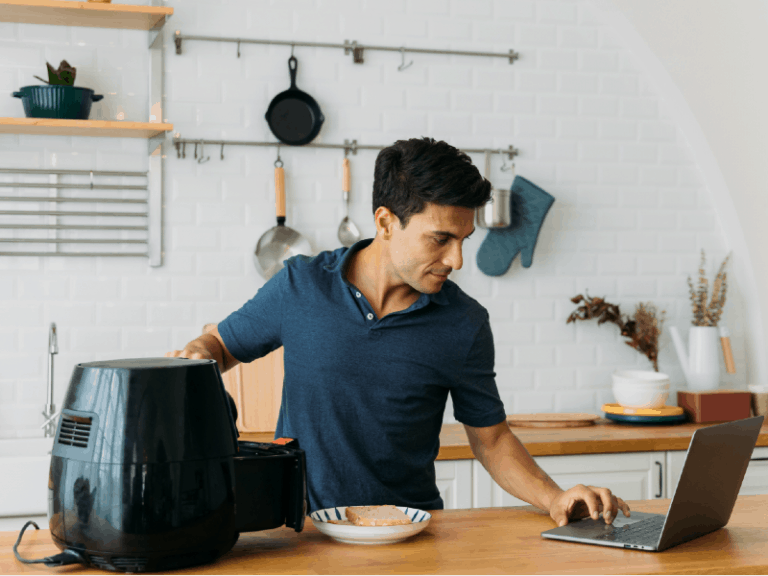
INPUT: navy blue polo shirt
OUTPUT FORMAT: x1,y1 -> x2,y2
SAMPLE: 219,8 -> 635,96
218,238 -> 506,513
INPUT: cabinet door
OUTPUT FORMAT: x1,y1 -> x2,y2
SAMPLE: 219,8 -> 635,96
220,347 -> 284,433
435,460 -> 473,510
472,452 -> 664,508
666,446 -> 768,497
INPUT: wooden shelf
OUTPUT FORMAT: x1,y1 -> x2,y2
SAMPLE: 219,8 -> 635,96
0,117 -> 173,138
0,0 -> 173,31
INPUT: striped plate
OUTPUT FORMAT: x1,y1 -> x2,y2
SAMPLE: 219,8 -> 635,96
310,506 -> 432,545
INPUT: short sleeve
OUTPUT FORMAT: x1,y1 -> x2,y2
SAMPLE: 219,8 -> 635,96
450,314 -> 507,428
217,268 -> 285,363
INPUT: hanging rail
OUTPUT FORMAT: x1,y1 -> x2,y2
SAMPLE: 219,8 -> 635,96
172,135 -> 519,163
0,168 -> 153,259
173,32 -> 520,65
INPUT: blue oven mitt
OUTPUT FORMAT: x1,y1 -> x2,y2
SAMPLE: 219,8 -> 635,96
476,175 -> 555,276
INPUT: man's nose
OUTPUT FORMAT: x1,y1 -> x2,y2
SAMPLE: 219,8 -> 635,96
444,242 -> 463,271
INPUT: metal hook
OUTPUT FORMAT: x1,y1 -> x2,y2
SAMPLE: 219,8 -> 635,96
197,140 -> 210,164
193,142 -> 198,160
182,141 -> 186,159
220,144 -> 225,161
237,41 -> 241,58
398,47 -> 413,71
499,150 -> 511,172
89,171 -> 94,190
275,145 -> 283,168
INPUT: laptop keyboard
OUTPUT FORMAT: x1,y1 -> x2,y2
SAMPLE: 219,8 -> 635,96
592,515 -> 666,546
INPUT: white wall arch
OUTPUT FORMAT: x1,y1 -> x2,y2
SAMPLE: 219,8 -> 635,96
591,0 -> 768,386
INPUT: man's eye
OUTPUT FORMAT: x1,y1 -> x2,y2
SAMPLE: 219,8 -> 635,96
434,238 -> 449,245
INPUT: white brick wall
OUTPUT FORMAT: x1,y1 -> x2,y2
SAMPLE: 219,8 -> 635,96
0,0 -> 746,438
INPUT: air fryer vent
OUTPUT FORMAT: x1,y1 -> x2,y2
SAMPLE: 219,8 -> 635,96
57,415 -> 92,448
111,556 -> 148,572
88,555 -> 148,572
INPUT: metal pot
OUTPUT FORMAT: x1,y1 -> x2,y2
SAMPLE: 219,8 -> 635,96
476,151 -> 511,229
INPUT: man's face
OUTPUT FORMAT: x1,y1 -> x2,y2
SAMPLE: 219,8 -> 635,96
383,202 -> 476,294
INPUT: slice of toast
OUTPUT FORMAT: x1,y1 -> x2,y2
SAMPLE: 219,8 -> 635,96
345,505 -> 412,526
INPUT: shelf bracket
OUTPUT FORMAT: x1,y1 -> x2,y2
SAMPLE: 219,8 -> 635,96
344,40 -> 364,64
175,30 -> 183,55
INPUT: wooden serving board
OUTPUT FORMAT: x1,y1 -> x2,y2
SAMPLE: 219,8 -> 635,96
507,413 -> 600,428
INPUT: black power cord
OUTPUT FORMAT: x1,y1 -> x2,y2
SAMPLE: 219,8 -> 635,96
13,521 -> 84,567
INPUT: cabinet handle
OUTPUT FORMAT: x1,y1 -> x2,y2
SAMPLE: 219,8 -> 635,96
655,461 -> 663,498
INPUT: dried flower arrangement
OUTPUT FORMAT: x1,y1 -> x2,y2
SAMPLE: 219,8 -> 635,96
34,60 -> 76,87
687,249 -> 729,326
567,294 -> 666,371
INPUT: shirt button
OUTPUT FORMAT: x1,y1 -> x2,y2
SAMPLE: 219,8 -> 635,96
356,292 -> 361,298
367,313 -> 374,320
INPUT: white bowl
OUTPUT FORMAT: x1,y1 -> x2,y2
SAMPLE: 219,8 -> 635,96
613,385 -> 669,409
310,506 -> 431,545
612,381 -> 670,390
613,370 -> 670,384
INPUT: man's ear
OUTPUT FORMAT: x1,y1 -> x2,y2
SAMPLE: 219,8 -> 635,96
374,206 -> 398,238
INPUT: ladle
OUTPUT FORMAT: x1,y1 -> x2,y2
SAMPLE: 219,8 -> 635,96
337,157 -> 361,247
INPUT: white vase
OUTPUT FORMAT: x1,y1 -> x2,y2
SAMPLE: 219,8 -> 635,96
669,326 -> 721,391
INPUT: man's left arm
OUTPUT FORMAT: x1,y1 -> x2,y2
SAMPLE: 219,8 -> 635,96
463,421 -> 631,526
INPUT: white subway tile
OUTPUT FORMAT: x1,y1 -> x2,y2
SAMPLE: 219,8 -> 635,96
599,75 -> 638,95
580,50 -> 619,72
638,211 -> 676,230
560,27 -> 597,48
493,322 -> 535,345
659,233 -> 697,252
617,277 -> 657,297
123,328 -> 172,352
558,72 -> 598,93
597,342 -> 643,366
514,345 -> 555,366
495,0 -> 535,20
122,278 -> 171,302
535,368 -> 576,390
553,390 -> 597,413
519,25 -> 558,46
171,278 -> 219,302
598,254 -> 636,275
535,322 -> 576,343
0,304 -> 42,326
576,368 -> 613,389
557,343 -> 597,365
599,120 -> 637,140
98,303 -> 147,327
639,255 -> 677,275
71,328 -> 121,353
512,391 -> 555,413
538,1 -> 577,22
514,299 -> 554,321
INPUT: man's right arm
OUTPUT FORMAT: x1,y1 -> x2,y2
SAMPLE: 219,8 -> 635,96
165,324 -> 241,374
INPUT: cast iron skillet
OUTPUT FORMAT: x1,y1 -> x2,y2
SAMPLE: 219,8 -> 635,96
265,56 -> 325,146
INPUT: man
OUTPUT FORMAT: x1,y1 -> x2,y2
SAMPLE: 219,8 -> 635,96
167,137 -> 630,528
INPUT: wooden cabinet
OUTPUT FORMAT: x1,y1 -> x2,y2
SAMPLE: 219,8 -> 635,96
220,347 -> 284,433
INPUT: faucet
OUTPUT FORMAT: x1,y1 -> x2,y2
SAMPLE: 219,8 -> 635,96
41,322 -> 58,438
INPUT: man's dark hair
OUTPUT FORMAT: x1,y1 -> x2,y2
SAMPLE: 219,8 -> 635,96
372,137 -> 491,229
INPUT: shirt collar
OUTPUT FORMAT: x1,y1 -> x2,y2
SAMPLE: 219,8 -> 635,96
324,238 -> 450,306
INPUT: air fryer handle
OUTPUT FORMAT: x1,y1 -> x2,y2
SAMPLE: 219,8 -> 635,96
285,449 -> 307,532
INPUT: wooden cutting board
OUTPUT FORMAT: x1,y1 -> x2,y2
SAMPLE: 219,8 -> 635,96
507,413 -> 600,428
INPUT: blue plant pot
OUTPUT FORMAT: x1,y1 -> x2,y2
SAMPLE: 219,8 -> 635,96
12,85 -> 104,120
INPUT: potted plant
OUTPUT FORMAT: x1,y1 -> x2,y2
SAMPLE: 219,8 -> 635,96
12,60 -> 104,120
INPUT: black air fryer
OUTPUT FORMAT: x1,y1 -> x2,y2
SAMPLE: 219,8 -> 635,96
15,358 -> 306,572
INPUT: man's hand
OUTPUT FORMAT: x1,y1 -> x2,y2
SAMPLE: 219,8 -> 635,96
549,484 -> 631,527
164,324 -> 240,373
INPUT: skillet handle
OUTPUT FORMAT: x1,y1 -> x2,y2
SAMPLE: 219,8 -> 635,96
275,166 -> 286,220
342,158 -> 350,193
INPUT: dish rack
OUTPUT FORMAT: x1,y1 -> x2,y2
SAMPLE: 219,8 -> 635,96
0,167 -> 161,264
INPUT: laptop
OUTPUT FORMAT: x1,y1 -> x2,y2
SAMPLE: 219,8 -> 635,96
541,415 -> 764,552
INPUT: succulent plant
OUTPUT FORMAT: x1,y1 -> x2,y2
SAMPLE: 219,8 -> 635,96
34,60 -> 77,87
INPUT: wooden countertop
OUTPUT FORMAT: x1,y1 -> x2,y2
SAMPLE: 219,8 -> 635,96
4,495 -> 768,574
241,419 -> 768,460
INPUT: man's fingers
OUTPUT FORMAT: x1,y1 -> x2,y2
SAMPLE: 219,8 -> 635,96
618,497 -> 631,517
